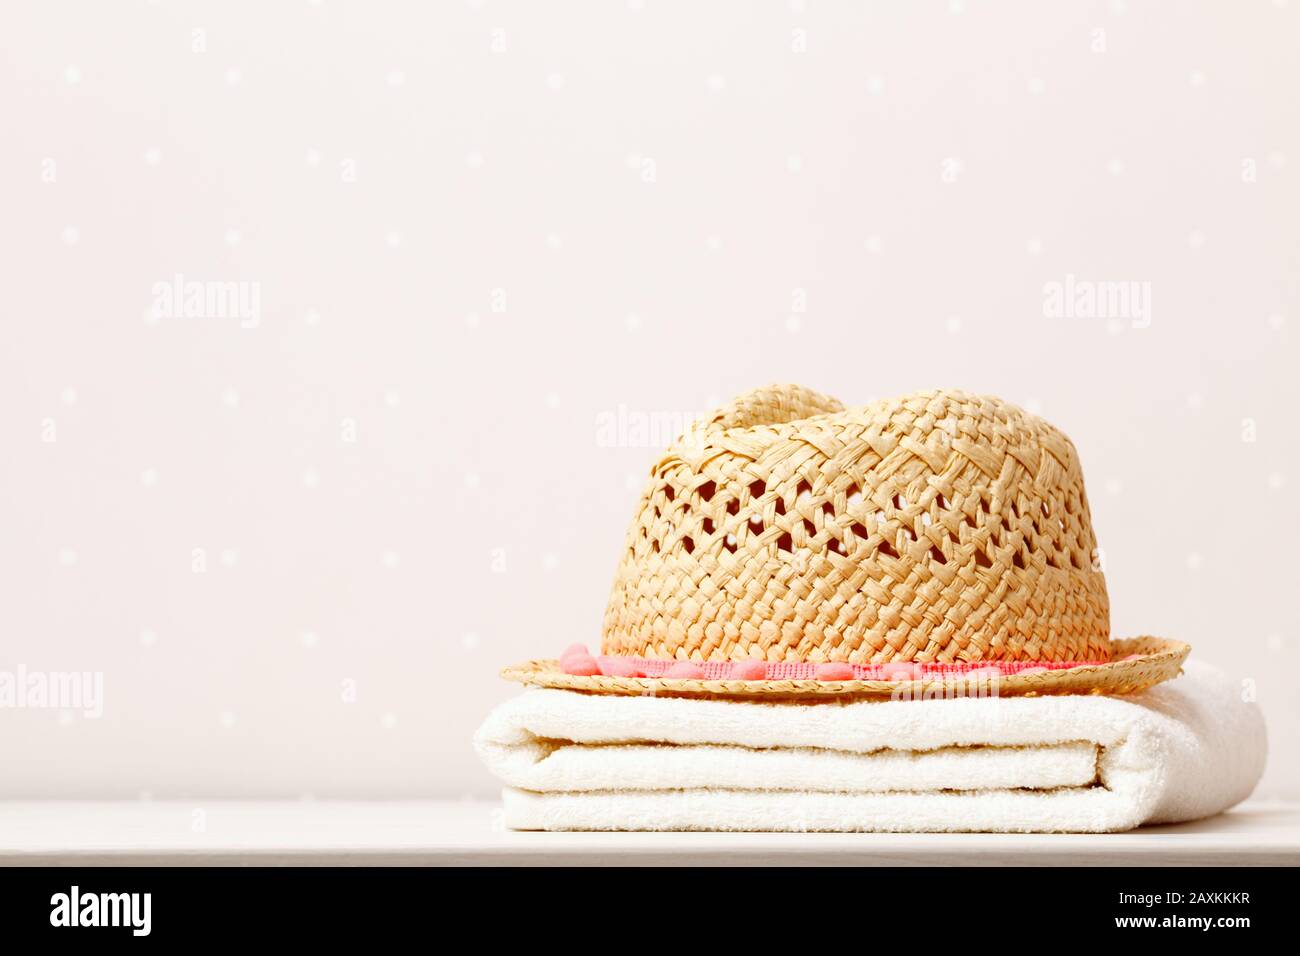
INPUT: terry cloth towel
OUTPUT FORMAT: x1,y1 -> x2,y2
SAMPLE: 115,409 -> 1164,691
473,661 -> 1266,832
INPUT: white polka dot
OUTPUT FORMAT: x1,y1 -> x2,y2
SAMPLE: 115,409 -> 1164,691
386,231 -> 402,248
1188,70 -> 1206,88
706,74 -> 726,92
1186,552 -> 1203,570
465,150 -> 484,169
867,76 -> 885,95
225,67 -> 242,87
380,712 -> 398,729
865,235 -> 882,254
302,468 -> 320,488
141,468 -> 159,487
464,312 -> 481,329
545,392 -> 561,409
1267,472 -> 1285,490
219,711 -> 236,728
384,389 -> 401,408
382,551 -> 400,569
464,471 -> 480,489
61,226 -> 80,245
59,548 -> 78,566
545,233 -> 562,251
1026,238 -> 1042,256
224,228 -> 242,246
1188,230 -> 1206,249
222,387 -> 240,408
1186,392 -> 1203,410
60,387 -> 77,405
1105,479 -> 1123,496
1106,158 -> 1125,176
786,154 -> 803,173
139,629 -> 157,647
945,315 -> 962,334
785,315 -> 802,333
706,235 -> 723,252
306,148 -> 321,166
387,70 -> 405,88
546,72 -> 565,90
625,312 -> 642,331
220,549 -> 239,567
542,553 -> 559,571
300,630 -> 319,649
462,632 -> 480,650
143,147 -> 161,166
304,308 -> 321,326
65,65 -> 82,85
1028,77 -> 1045,95
1267,313 -> 1285,330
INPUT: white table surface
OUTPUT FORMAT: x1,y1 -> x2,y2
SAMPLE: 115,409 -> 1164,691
1,800 -> 1296,866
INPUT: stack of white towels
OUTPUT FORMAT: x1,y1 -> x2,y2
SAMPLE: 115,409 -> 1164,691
475,661 -> 1266,832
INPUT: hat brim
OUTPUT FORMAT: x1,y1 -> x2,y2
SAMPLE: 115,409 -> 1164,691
501,637 -> 1190,700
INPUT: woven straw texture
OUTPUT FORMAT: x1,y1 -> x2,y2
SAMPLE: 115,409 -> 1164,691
602,385 -> 1111,666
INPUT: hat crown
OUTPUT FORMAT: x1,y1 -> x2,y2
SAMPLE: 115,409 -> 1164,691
602,385 -> 1110,664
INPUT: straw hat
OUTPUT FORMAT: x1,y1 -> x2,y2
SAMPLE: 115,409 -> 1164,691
503,385 -> 1189,699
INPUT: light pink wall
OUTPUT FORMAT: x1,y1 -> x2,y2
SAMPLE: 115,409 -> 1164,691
1,0 -> 1296,798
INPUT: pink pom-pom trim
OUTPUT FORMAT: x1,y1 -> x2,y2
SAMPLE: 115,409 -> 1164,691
814,662 -> 855,681
562,647 -> 1112,681
561,655 -> 600,676
731,660 -> 768,680
880,662 -> 920,681
598,658 -> 644,678
665,661 -> 707,679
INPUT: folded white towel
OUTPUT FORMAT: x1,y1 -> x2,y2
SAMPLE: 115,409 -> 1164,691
474,661 -> 1266,832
